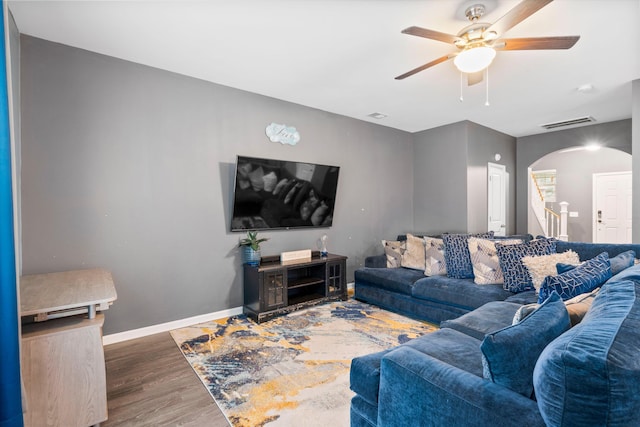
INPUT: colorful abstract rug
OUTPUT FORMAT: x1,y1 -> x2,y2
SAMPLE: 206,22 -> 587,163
170,300 -> 436,427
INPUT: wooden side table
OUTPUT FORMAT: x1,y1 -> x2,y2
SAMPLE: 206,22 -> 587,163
20,268 -> 117,427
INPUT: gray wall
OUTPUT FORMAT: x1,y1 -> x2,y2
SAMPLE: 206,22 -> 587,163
413,122 -> 468,234
516,120 -> 632,236
532,148 -> 631,242
412,121 -> 517,235
20,36 -> 414,334
466,122 -> 516,234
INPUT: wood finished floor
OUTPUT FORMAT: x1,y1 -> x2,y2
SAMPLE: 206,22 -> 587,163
103,332 -> 230,427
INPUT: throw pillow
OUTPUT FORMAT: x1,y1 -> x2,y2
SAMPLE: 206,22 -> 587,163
443,232 -> 494,279
556,250 -> 636,276
382,240 -> 406,269
496,238 -> 557,293
468,237 -> 522,285
401,234 -> 426,271
556,262 -> 579,274
538,252 -> 612,303
564,287 -> 600,326
609,250 -> 636,275
481,292 -> 570,397
512,303 -> 539,324
521,250 -> 580,292
423,237 -> 447,276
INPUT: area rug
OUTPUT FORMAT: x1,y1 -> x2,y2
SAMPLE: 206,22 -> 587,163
170,300 -> 436,427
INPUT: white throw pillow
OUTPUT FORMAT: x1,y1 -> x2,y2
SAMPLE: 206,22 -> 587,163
468,238 -> 522,285
521,250 -> 581,292
401,234 -> 426,271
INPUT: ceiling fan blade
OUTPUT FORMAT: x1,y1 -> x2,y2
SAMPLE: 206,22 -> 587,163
467,72 -> 484,86
401,26 -> 460,45
486,0 -> 554,37
395,54 -> 453,80
494,36 -> 580,50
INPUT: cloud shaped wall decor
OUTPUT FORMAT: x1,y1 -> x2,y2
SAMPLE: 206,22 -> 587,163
265,123 -> 300,146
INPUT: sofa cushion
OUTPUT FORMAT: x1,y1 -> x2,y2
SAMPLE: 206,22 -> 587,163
402,328 -> 484,377
468,237 -> 522,285
443,232 -> 493,279
350,395 -> 378,427
503,290 -> 539,305
440,301 -> 523,340
350,349 -> 392,406
401,233 -> 426,271
354,267 -> 424,296
411,275 -> 513,311
497,238 -> 557,293
424,236 -> 447,276
480,292 -> 570,397
534,280 -> 640,427
538,252 -> 612,303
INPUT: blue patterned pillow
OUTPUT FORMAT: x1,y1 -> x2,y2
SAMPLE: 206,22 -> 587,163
443,232 -> 493,279
556,250 -> 635,276
538,252 -> 612,303
496,238 -> 557,293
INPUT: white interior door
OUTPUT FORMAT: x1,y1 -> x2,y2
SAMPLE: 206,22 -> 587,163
593,171 -> 632,243
488,162 -> 506,236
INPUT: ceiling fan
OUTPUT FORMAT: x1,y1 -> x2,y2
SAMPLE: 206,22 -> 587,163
395,0 -> 580,83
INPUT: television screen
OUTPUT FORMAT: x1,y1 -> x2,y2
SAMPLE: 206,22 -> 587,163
231,155 -> 340,231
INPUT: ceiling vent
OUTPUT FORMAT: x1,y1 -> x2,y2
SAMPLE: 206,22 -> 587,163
540,116 -> 596,130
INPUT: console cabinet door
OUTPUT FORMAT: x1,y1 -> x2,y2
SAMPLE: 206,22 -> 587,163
326,260 -> 346,299
262,270 -> 286,310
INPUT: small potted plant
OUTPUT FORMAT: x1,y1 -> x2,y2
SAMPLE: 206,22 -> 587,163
239,231 -> 269,266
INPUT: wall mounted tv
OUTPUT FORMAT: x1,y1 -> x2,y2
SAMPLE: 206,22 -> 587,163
231,155 -> 340,231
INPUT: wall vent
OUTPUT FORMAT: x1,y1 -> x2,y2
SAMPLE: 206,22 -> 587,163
540,116 -> 596,130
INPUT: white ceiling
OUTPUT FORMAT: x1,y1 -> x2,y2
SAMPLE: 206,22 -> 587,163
8,0 -> 640,137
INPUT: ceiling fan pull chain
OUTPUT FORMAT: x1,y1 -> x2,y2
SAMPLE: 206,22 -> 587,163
459,72 -> 464,102
485,67 -> 490,107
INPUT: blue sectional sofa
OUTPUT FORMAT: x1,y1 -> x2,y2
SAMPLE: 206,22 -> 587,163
354,237 -> 640,324
350,240 -> 640,427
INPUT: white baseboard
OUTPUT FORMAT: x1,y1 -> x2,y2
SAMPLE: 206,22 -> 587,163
102,306 -> 244,346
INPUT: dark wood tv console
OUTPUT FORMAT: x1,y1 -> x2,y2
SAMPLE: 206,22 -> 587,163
243,253 -> 348,323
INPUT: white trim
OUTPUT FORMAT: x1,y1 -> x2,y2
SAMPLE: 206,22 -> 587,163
102,306 -> 244,346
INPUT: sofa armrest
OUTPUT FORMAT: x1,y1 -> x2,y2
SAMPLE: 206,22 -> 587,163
365,255 -> 387,268
378,346 -> 545,427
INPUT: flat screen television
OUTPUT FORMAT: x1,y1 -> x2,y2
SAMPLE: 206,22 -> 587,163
230,155 -> 340,231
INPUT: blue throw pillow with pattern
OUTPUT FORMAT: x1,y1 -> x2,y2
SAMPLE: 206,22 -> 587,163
538,252 -> 612,303
443,232 -> 494,279
496,238 -> 557,293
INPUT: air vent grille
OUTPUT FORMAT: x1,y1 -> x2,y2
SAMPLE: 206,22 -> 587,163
540,116 -> 596,130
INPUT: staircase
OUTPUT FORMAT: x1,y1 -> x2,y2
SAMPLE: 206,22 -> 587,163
531,171 -> 568,241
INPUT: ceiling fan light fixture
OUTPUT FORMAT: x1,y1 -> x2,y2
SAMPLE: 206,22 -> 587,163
454,46 -> 496,73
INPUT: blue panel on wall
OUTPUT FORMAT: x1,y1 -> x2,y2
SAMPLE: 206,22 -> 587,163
0,2 -> 24,426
